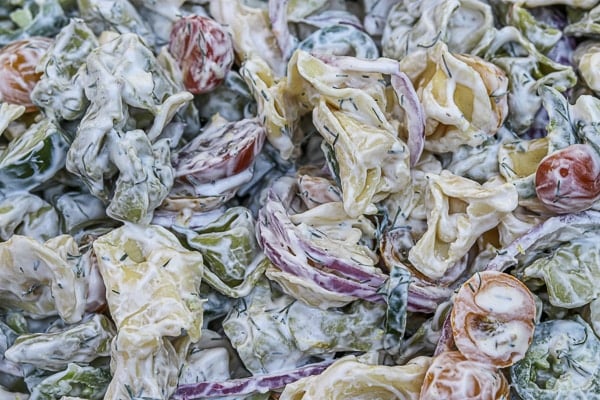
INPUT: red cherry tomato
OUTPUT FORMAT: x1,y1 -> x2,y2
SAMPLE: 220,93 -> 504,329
535,143 -> 600,214
173,118 -> 265,182
0,37 -> 53,112
168,15 -> 235,94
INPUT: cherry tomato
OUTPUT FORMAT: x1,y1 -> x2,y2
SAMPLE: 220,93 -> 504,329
535,143 -> 600,214
168,15 -> 235,94
451,271 -> 536,368
419,351 -> 509,400
173,118 -> 265,182
0,37 -> 53,112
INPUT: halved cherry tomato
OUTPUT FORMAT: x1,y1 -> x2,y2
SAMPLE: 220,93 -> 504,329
419,351 -> 509,400
451,271 -> 536,368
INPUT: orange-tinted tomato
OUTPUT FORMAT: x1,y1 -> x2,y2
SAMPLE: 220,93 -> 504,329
451,271 -> 536,368
0,37 -> 52,112
419,351 -> 509,400
168,15 -> 234,94
535,143 -> 600,214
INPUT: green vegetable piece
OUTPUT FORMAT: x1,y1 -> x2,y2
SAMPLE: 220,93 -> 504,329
0,0 -> 67,46
393,302 -> 451,364
223,279 -> 385,374
31,19 -> 99,124
511,317 -> 600,400
509,5 -> 562,52
10,7 -> 33,29
28,363 -> 111,400
5,313 -> 116,371
298,24 -> 379,59
382,0 -> 495,60
196,71 -> 256,122
539,85 -> 578,152
77,0 -> 156,48
446,132 -> 503,183
321,142 -> 341,188
0,119 -> 68,195
0,385 -> 28,400
173,207 -> 270,298
125,0 -> 188,47
570,91 -> 600,156
0,235 -> 88,323
223,279 -> 314,374
289,299 -> 385,353
5,311 -> 28,335
483,26 -> 577,134
200,283 -> 235,326
0,319 -> 22,377
565,3 -> 600,38
65,33 -> 192,223
0,193 -> 59,242
105,131 -> 174,223
524,237 -> 600,308
54,191 -> 107,234
177,207 -> 259,285
383,264 -> 410,355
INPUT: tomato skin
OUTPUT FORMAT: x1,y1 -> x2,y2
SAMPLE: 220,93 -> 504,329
419,351 -> 509,400
451,271 -> 536,368
535,144 -> 600,214
0,37 -> 53,112
173,118 -> 265,183
168,15 -> 234,94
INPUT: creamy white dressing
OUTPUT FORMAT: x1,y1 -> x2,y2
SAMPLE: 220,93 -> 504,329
474,284 -> 528,314
470,319 -> 533,360
0,1 -> 598,399
179,347 -> 231,384
447,3 -> 492,53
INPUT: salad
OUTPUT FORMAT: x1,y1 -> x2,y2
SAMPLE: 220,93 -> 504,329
1,0 -> 600,399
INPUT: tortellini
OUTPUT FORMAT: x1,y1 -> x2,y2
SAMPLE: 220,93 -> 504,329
93,224 -> 204,400
5,313 -> 115,371
408,171 -> 518,280
401,42 -> 509,153
575,41 -> 600,92
382,0 -> 495,60
0,235 -> 94,323
290,51 -> 412,216
211,0 -> 286,75
280,354 -> 431,400
0,120 -> 67,195
0,194 -> 59,241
